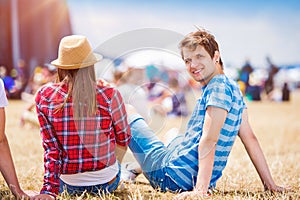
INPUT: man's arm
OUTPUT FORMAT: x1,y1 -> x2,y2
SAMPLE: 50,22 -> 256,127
195,106 -> 227,192
175,106 -> 227,199
0,108 -> 28,199
238,109 -> 287,192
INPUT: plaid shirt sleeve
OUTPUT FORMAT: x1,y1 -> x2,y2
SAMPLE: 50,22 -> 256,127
110,89 -> 131,146
35,89 -> 62,197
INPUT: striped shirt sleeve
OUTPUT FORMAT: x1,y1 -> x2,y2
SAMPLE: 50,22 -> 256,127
206,78 -> 232,112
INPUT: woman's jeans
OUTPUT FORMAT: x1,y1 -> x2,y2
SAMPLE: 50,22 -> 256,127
59,165 -> 121,195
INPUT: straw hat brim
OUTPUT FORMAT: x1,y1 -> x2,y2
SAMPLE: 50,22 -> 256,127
51,53 -> 103,69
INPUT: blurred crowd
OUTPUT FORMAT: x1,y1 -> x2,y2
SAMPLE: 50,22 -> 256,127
0,62 -> 57,128
0,62 -> 57,100
111,64 -> 190,122
1,55 -> 298,128
236,56 -> 296,102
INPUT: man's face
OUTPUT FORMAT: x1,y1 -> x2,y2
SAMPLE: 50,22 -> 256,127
182,45 -> 219,86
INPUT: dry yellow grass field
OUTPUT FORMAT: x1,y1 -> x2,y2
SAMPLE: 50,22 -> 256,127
1,89 -> 300,199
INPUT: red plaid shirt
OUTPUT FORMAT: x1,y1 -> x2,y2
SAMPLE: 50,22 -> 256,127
35,81 -> 131,196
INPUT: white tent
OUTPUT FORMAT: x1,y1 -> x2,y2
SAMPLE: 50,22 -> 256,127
122,49 -> 185,71
94,28 -> 184,63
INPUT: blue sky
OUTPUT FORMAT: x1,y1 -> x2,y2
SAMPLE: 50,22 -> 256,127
66,0 -> 300,68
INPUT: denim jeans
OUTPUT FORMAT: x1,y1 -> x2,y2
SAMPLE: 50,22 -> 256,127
128,114 -> 184,192
59,165 -> 121,196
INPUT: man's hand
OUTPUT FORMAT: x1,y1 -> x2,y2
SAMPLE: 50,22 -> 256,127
264,184 -> 292,193
173,190 -> 211,200
31,194 -> 55,200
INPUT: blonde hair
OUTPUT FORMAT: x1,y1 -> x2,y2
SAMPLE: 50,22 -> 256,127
56,66 -> 97,119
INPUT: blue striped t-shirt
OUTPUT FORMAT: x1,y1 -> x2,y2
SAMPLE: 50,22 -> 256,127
165,74 -> 246,190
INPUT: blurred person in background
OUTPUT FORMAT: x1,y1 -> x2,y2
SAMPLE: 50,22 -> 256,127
281,82 -> 290,101
0,65 -> 25,99
20,64 -> 57,128
113,66 -> 149,122
167,77 -> 188,117
124,28 -> 288,199
0,78 -> 29,199
239,59 -> 254,95
245,72 -> 262,101
264,56 -> 279,100
23,64 -> 56,97
0,66 -> 15,97
33,35 -> 131,199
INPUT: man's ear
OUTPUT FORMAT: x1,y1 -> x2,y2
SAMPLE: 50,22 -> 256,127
213,51 -> 220,63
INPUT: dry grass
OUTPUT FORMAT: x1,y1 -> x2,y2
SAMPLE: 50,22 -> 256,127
1,89 -> 300,199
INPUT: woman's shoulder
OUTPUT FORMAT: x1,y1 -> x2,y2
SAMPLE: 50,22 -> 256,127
96,79 -> 120,97
37,82 -> 54,92
37,82 -> 61,93
97,79 -> 114,87
35,82 -> 67,101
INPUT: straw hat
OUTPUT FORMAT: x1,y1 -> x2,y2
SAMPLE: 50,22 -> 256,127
51,35 -> 102,69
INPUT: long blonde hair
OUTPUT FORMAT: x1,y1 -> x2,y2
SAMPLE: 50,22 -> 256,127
56,65 -> 97,119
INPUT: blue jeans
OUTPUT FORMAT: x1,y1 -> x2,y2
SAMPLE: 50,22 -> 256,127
128,114 -> 184,192
59,165 -> 121,195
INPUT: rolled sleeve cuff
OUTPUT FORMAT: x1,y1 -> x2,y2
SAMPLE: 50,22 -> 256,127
40,190 -> 57,198
127,113 -> 144,125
